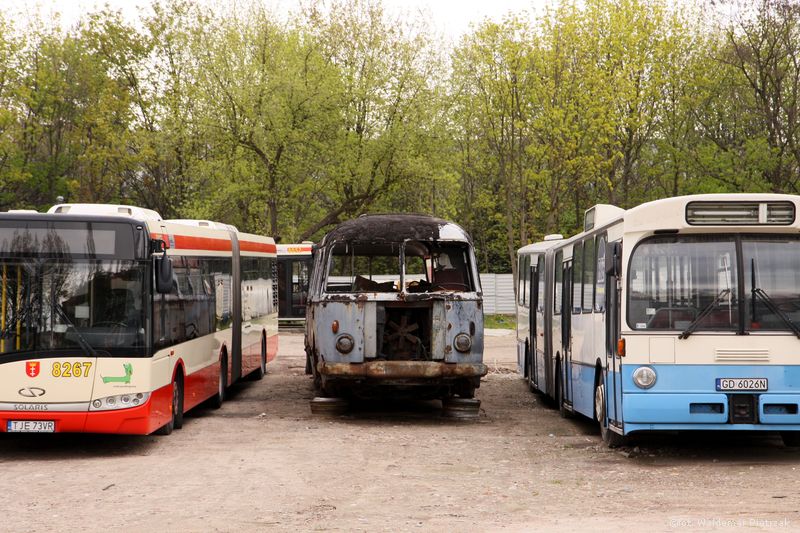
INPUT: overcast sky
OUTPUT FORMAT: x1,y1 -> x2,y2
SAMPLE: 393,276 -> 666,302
2,0 -> 553,40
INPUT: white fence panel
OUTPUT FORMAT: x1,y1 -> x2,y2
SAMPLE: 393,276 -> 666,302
479,273 -> 515,315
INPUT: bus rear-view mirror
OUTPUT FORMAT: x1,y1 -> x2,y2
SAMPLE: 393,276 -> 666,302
606,241 -> 622,277
155,252 -> 174,294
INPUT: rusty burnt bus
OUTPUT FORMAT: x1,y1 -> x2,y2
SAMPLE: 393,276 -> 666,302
305,214 -> 487,399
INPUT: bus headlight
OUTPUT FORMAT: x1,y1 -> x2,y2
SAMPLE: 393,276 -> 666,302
454,333 -> 472,353
90,392 -> 151,411
632,367 -> 657,389
335,334 -> 355,354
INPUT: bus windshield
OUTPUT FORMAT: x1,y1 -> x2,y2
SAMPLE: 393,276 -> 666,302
628,235 -> 800,334
0,259 -> 148,357
628,236 -> 738,331
324,241 -> 474,293
742,236 -> 800,332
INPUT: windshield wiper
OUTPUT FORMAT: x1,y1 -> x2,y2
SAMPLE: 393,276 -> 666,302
52,302 -> 97,357
679,288 -> 731,340
752,287 -> 800,339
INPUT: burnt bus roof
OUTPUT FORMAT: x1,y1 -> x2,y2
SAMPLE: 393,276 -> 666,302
322,214 -> 472,245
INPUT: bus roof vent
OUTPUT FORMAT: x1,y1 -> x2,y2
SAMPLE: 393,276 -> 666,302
7,209 -> 39,214
167,219 -> 239,232
47,203 -> 162,221
543,234 -> 564,241
584,204 -> 625,231
686,201 -> 795,225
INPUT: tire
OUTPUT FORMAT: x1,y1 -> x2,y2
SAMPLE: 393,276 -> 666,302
556,364 -> 571,419
781,431 -> 800,448
173,373 -> 184,430
528,350 -> 539,392
252,335 -> 267,381
305,350 -> 312,375
595,381 -> 626,448
155,373 -> 183,435
208,355 -> 227,410
526,346 -> 535,393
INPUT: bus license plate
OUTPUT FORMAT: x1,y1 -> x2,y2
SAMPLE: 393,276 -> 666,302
7,420 -> 55,433
715,378 -> 768,392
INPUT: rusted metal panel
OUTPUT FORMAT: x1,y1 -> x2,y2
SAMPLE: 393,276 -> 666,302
431,300 -> 447,361
363,301 -> 377,357
318,360 -> 488,379
444,300 -> 484,364
314,302 -> 365,363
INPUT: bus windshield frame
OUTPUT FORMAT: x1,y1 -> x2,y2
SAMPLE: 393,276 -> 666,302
627,234 -> 800,335
0,219 -> 151,358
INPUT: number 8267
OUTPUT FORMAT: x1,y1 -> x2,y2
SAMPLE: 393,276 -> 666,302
52,362 -> 92,378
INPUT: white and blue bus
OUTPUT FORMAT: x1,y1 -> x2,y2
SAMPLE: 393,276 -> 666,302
517,194 -> 800,447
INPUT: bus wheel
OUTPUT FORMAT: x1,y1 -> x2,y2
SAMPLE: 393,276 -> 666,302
209,356 -> 227,410
556,364 -> 571,418
155,374 -> 183,435
595,382 -> 626,448
526,347 -> 535,393
253,335 -> 267,381
173,374 -> 184,430
781,431 -> 800,448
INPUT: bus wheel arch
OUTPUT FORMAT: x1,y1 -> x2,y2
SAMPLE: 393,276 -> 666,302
156,362 -> 185,435
594,371 -> 626,448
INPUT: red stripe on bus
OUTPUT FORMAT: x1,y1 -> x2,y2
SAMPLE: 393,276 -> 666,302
150,233 -> 232,252
239,241 -> 277,254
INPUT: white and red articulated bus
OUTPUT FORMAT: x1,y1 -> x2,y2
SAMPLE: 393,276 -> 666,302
0,204 -> 278,435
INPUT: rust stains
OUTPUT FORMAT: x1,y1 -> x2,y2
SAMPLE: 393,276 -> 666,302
318,360 -> 488,379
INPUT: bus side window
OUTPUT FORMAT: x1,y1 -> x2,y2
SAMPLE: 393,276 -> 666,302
536,255 -> 545,313
572,243 -> 583,314
524,255 -> 531,308
518,256 -> 525,305
583,236 -> 595,313
554,251 -> 563,315
595,235 -> 606,312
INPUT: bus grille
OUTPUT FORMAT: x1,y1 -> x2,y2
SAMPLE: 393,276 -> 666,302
715,348 -> 769,363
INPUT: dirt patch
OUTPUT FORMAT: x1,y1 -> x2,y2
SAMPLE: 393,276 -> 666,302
1,331 -> 798,532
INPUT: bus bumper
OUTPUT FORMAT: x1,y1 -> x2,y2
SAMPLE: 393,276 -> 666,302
318,360 -> 488,380
622,392 -> 800,435
0,383 -> 173,435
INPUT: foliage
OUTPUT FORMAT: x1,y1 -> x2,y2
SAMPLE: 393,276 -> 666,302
1,0 -> 799,281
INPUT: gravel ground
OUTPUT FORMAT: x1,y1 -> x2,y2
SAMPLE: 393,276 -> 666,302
1,330 -> 798,532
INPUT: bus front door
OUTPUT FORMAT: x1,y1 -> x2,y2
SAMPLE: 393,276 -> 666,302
529,263 -> 538,389
561,262 -> 572,408
605,243 -> 623,427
